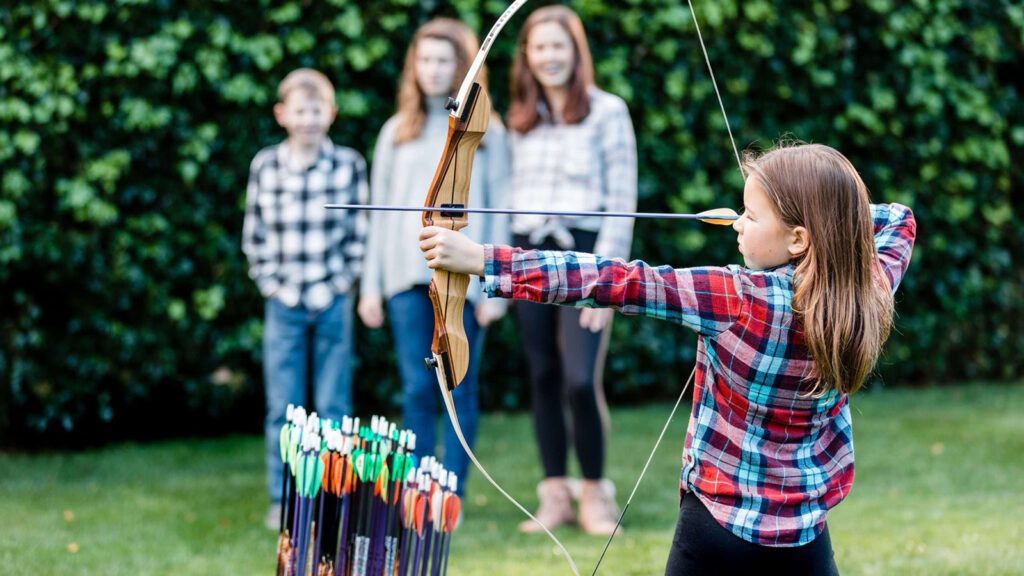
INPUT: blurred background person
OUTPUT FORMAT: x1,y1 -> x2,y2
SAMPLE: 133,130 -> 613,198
242,69 -> 368,529
505,5 -> 638,536
358,18 -> 510,509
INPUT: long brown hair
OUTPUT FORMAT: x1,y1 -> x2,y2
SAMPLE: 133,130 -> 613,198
394,18 -> 482,144
744,143 -> 894,396
507,5 -> 594,133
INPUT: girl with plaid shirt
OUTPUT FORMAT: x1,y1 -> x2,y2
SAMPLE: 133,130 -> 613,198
418,143 -> 917,574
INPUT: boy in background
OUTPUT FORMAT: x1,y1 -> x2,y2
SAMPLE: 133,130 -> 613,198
242,68 -> 367,528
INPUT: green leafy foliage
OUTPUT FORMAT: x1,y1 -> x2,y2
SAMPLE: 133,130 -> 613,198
1,1 -> 1021,445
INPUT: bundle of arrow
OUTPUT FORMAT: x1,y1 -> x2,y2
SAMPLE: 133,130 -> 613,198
276,404 -> 462,576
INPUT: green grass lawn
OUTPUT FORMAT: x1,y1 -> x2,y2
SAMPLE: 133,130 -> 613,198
2,383 -> 1022,575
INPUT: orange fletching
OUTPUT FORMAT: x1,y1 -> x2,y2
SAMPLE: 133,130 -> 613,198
330,454 -> 343,495
320,452 -> 331,488
696,207 -> 740,226
446,495 -> 462,533
374,469 -> 386,498
403,490 -> 417,529
414,494 -> 427,536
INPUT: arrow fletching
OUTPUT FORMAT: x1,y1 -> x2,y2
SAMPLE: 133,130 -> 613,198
696,207 -> 740,226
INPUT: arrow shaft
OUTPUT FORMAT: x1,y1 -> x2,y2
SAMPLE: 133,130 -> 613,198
324,204 -> 738,221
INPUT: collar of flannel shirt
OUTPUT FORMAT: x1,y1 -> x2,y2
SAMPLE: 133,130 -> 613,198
276,138 -> 335,174
534,86 -> 602,126
746,261 -> 795,275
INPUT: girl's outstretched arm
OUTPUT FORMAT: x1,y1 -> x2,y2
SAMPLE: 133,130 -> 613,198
419,226 -> 742,336
486,246 -> 742,336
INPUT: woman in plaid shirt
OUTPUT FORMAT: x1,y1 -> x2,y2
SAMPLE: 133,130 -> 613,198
419,143 -> 917,574
505,4 -> 639,536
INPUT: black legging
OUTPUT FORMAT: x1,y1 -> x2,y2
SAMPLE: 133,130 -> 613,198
665,492 -> 840,576
513,230 -> 608,480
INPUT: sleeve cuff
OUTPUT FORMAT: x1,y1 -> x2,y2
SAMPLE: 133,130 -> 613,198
482,244 -> 516,298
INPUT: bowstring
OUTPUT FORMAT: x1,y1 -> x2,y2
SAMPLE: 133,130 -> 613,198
591,367 -> 695,575
688,0 -> 745,179
437,377 -> 581,576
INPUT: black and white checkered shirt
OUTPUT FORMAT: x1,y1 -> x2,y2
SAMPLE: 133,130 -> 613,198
242,139 -> 368,310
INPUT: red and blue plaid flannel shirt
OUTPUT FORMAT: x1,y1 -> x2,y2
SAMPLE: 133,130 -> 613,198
483,203 -> 916,546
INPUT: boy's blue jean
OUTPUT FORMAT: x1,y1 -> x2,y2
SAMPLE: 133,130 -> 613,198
388,286 -> 482,495
264,294 -> 354,503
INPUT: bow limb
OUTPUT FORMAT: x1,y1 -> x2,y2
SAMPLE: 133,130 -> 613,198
425,270 -> 470,390
434,371 -> 581,576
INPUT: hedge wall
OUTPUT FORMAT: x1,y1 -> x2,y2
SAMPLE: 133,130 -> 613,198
1,0 -> 1021,445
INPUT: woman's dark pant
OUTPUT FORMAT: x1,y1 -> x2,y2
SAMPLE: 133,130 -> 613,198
665,492 -> 840,575
513,231 -> 608,480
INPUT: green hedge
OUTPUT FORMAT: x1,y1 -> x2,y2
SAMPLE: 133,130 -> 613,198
1,0 -> 1021,445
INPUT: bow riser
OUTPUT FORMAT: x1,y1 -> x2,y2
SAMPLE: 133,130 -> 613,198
421,82 -> 492,391
421,83 -> 491,232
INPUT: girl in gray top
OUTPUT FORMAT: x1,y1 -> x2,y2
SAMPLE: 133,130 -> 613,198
358,18 -> 510,501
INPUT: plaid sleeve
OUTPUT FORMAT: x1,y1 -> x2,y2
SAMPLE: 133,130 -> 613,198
241,152 -> 280,298
483,245 -> 742,336
593,97 -> 638,260
870,203 -> 916,292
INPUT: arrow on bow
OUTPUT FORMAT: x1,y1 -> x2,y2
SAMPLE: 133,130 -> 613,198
326,204 -> 740,225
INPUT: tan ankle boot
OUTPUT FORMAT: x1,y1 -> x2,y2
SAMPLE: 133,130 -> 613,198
579,479 -> 622,536
518,477 -> 575,533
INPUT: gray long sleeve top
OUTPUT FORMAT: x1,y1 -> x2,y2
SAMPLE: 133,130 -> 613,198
362,97 -> 511,307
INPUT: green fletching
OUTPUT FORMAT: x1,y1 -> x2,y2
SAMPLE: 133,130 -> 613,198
362,450 -> 374,477
400,455 -> 413,483
303,452 -> 316,497
406,454 -> 418,479
362,453 -> 372,482
289,443 -> 299,476
353,453 -> 365,483
390,454 -> 403,484
288,430 -> 301,475
295,453 -> 307,497
358,450 -> 370,481
279,425 -> 290,463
